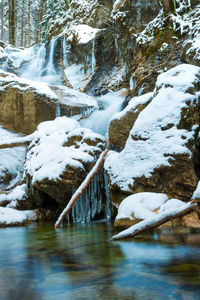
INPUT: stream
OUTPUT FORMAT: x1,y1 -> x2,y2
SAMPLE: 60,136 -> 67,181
0,221 -> 200,300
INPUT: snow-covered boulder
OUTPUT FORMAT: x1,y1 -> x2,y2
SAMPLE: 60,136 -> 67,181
0,207 -> 37,227
0,126 -> 26,189
114,192 -> 200,229
105,64 -> 200,204
25,117 -> 106,207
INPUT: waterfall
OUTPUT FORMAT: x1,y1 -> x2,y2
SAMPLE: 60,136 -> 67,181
46,39 -> 57,75
20,44 -> 46,81
20,39 -> 60,85
80,90 -> 125,136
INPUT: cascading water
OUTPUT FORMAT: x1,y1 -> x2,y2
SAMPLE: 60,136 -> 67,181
20,39 -> 60,85
80,90 -> 125,136
20,44 -> 46,81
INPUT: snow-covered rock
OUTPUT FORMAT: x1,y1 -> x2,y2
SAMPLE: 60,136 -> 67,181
105,64 -> 200,203
114,192 -> 200,230
0,126 -> 26,189
25,117 -> 106,205
0,207 -> 37,227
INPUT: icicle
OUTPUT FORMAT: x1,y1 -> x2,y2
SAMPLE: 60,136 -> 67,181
104,172 -> 111,220
56,101 -> 61,118
91,39 -> 96,73
63,35 -> 68,68
129,74 -> 136,90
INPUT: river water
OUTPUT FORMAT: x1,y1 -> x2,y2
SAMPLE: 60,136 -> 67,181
0,221 -> 200,300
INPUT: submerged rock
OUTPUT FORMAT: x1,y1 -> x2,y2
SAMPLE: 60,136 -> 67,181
105,64 -> 200,204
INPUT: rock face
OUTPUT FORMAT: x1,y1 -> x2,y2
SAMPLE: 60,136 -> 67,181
0,71 -> 57,134
24,117 -> 106,209
0,71 -> 99,134
105,64 -> 200,205
108,92 -> 152,150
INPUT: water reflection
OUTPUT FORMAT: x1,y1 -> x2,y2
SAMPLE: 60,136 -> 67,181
0,223 -> 200,299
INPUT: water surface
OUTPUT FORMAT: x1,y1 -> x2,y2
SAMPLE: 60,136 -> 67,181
0,222 -> 200,300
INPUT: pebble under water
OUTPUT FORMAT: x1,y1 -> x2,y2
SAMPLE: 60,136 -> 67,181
0,222 -> 200,300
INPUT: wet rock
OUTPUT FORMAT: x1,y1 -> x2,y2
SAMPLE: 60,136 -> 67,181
51,85 -> 98,118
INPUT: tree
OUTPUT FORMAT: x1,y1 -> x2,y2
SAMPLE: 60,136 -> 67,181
21,0 -> 25,47
157,0 -> 176,15
8,0 -> 16,45
35,0 -> 43,44
1,0 -> 4,41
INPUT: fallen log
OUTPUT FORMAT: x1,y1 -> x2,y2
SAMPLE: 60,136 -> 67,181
55,147 -> 109,228
0,134 -> 34,149
109,201 -> 198,241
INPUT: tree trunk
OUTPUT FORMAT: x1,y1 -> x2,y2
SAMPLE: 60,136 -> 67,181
55,148 -> 109,228
109,202 -> 198,241
21,0 -> 25,47
1,0 -> 4,41
160,0 -> 176,15
35,0 -> 43,44
8,0 -> 12,44
11,0 -> 15,45
28,0 -> 31,47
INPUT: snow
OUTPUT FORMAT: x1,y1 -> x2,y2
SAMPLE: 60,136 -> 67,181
0,207 -> 37,226
156,64 -> 200,91
116,192 -> 169,220
192,181 -> 200,199
105,64 -> 200,191
111,200 -> 194,240
0,70 -> 58,100
111,92 -> 153,122
0,184 -> 27,208
0,126 -> 26,189
25,117 -> 106,183
69,24 -> 101,44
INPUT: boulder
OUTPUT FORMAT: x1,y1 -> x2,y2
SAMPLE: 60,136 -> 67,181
24,117 -> 106,207
0,70 -> 57,134
108,92 -> 152,150
114,192 -> 200,230
51,85 -> 98,118
105,64 -> 200,205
